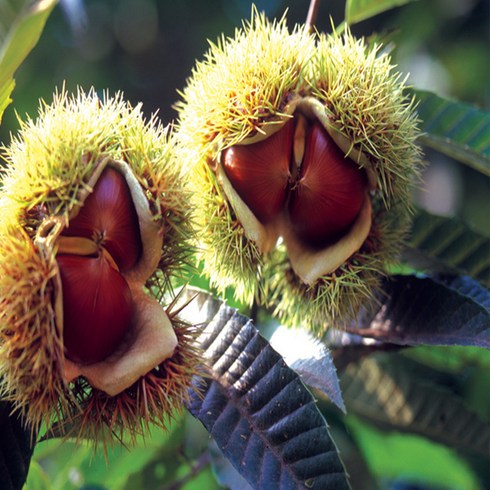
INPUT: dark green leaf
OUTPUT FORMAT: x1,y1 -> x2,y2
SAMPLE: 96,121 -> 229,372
0,400 -> 36,490
181,291 -> 351,490
345,0 -> 419,25
413,89 -> 490,175
340,354 -> 490,456
270,326 -> 346,413
345,275 -> 490,348
208,441 -> 253,490
405,209 -> 490,288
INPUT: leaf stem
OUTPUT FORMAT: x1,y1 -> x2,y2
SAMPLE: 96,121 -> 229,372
305,0 -> 321,33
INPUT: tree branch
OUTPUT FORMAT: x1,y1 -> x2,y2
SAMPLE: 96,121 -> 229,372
305,0 -> 321,33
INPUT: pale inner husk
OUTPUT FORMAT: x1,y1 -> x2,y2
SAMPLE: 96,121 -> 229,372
217,97 -> 375,283
300,97 -> 378,191
283,195 -> 372,284
37,157 -> 177,397
63,287 -> 177,397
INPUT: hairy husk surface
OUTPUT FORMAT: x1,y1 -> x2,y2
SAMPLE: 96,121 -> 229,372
176,10 -> 422,329
0,89 -> 198,443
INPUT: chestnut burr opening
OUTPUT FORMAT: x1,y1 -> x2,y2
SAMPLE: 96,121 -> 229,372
57,166 -> 143,364
222,116 -> 367,249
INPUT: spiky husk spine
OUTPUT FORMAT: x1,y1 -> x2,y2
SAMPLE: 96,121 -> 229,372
176,10 -> 423,329
67,314 -> 200,447
0,88 -> 197,442
311,31 -> 421,207
265,201 -> 411,332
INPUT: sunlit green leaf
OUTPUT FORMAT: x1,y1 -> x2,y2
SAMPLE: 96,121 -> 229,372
181,291 -> 351,490
345,0 -> 419,25
405,209 -> 490,287
0,0 -> 57,122
413,89 -> 490,175
0,78 -> 14,124
340,354 -> 490,456
0,0 -> 57,86
22,461 -> 50,490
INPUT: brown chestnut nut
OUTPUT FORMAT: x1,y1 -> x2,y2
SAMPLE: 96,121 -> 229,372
222,119 -> 293,224
222,117 -> 367,249
62,167 -> 142,272
289,121 -> 367,248
57,253 -> 133,364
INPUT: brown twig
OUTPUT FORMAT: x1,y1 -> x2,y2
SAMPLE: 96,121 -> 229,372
305,0 -> 321,33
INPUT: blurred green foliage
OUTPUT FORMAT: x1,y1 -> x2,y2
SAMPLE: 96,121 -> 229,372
25,413 -> 222,490
0,0 -> 487,144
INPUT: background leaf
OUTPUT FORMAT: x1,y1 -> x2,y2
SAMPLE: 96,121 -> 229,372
0,0 -> 57,122
345,0 -> 419,25
0,400 -> 35,490
0,78 -> 14,125
339,353 -> 490,456
405,345 -> 490,374
345,275 -> 490,348
181,291 -> 351,490
26,418 -> 190,490
405,209 -> 490,288
345,416 -> 482,490
413,89 -> 490,175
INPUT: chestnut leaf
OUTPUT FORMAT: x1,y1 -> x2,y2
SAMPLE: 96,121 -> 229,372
405,208 -> 490,288
345,0 -> 417,25
345,274 -> 490,348
181,291 -> 351,490
0,0 -> 57,121
208,440 -> 254,490
413,89 -> 490,176
0,400 -> 35,490
339,353 -> 490,456
269,325 -> 346,413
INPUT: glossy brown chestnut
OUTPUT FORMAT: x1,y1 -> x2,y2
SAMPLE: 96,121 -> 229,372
57,253 -> 133,364
222,119 -> 293,224
222,116 -> 367,248
289,121 -> 367,248
62,167 -> 142,272
58,166 -> 144,364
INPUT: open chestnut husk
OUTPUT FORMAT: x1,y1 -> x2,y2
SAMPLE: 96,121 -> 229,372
0,89 -> 198,443
176,10 -> 422,330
